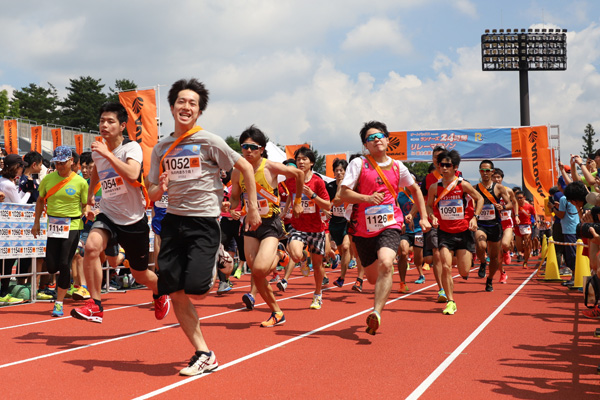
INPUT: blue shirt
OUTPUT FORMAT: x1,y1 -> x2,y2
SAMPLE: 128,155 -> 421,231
397,191 -> 421,234
558,196 -> 579,235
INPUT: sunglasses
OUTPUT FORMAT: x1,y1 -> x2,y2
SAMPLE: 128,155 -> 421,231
439,162 -> 453,168
365,132 -> 386,142
479,168 -> 493,172
241,143 -> 262,151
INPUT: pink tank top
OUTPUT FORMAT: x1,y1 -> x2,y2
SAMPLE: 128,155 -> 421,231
349,157 -> 404,238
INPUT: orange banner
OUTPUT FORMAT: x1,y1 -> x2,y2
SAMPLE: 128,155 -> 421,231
31,126 -> 42,153
3,120 -> 18,154
387,131 -> 408,161
518,126 -> 552,215
118,89 -> 158,178
74,134 -> 83,155
325,153 -> 347,178
51,128 -> 62,149
285,144 -> 309,160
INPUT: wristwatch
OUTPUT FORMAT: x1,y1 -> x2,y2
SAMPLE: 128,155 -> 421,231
311,193 -> 317,199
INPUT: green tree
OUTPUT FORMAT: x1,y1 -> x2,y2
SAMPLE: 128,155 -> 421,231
7,98 -> 20,118
108,78 -> 138,103
582,123 -> 597,158
403,161 -> 432,181
11,83 -> 60,124
312,147 -> 326,175
225,135 -> 242,153
0,90 -> 9,117
61,76 -> 107,131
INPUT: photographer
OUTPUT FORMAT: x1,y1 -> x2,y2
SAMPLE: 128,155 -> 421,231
578,197 -> 600,318
558,182 -> 584,286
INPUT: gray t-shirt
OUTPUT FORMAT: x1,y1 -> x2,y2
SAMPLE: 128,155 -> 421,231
92,140 -> 146,225
148,129 -> 240,217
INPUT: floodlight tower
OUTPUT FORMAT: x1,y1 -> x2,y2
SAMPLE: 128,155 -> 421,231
481,28 -> 567,126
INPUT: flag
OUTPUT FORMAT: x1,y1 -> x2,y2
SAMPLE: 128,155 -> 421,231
74,134 -> 83,155
51,128 -> 62,149
518,126 -> 553,214
31,126 -> 42,153
387,131 -> 408,161
325,153 -> 347,178
285,144 -> 309,160
118,89 -> 158,178
3,120 -> 18,154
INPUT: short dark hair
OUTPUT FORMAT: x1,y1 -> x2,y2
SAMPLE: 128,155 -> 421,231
80,151 -> 93,165
437,149 -> 460,167
99,102 -> 128,124
564,181 -> 588,203
283,158 -> 296,167
479,159 -> 494,169
493,168 -> 504,178
332,158 -> 348,171
359,121 -> 389,144
23,151 -> 43,167
168,78 -> 209,111
239,125 -> 268,158
432,145 -> 446,155
71,149 -> 80,164
349,153 -> 362,163
294,146 -> 316,167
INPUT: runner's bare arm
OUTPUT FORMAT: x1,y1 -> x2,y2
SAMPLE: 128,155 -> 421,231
408,183 -> 430,232
426,183 -> 439,228
234,157 -> 262,231
87,165 -> 99,206
462,181 -> 484,231
339,186 -> 384,205
496,184 -> 513,210
266,160 -> 305,217
147,172 -> 168,202
229,169 -> 242,211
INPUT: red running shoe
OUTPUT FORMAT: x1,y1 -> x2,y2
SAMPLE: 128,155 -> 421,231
154,295 -> 171,320
277,249 -> 290,267
70,299 -> 103,323
503,251 -> 511,265
582,305 -> 600,319
499,271 -> 508,284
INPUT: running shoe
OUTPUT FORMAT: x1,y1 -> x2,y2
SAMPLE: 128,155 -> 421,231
485,279 -> 493,292
415,275 -> 426,284
352,278 -> 363,293
423,264 -> 431,271
365,310 -> 381,335
260,312 -> 286,327
0,294 -> 24,306
72,286 -> 91,301
47,283 -> 56,289
442,300 -> 457,315
51,302 -> 64,317
36,291 -> 54,301
65,285 -> 76,298
217,280 -> 232,295
333,277 -> 344,287
322,276 -> 329,286
42,288 -> 57,300
300,263 -> 310,277
516,254 -> 524,262
276,279 -> 288,292
583,305 -> 600,319
154,295 -> 171,320
437,289 -> 447,303
269,274 -> 280,283
277,249 -> 290,267
71,299 -> 103,323
399,282 -> 409,293
331,254 -> 341,270
348,259 -> 357,269
478,262 -> 487,278
503,251 -> 511,265
523,262 -> 527,269
232,266 -> 243,279
180,351 -> 218,376
242,293 -> 255,310
310,294 -> 322,309
499,271 -> 508,284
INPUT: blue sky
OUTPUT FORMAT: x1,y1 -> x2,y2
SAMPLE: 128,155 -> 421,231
1,0 -> 600,185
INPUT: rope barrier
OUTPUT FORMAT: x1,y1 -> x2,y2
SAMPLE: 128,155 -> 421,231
547,240 -> 589,248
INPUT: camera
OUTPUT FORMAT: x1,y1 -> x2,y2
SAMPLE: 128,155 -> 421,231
576,222 -> 600,239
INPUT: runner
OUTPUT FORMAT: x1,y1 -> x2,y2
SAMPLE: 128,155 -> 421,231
286,146 -> 331,310
492,168 -> 519,283
474,160 -> 512,292
514,191 -> 536,268
71,102 -> 170,323
340,121 -> 430,334
427,149 -> 483,315
32,146 -> 88,316
397,178 -> 425,289
230,125 -> 303,327
146,78 -> 261,376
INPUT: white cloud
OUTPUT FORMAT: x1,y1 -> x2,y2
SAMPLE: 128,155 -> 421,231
342,17 -> 412,55
452,0 -> 477,18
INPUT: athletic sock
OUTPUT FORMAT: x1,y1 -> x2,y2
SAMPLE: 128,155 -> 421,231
93,299 -> 103,311
195,350 -> 211,357
152,294 -> 160,300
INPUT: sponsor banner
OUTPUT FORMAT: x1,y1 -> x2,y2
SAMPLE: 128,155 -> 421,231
285,144 -> 309,160
388,128 -> 514,161
325,153 -> 346,178
51,128 -> 62,149
3,120 -> 18,154
118,89 -> 158,178
0,203 -> 47,259
74,134 -> 84,155
31,126 -> 43,153
518,126 -> 552,215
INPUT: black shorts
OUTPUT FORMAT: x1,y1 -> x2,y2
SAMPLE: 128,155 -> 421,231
400,231 -> 424,248
91,213 -> 149,271
244,214 -> 285,241
157,214 -> 220,296
477,223 -> 502,243
353,229 -> 402,268
329,221 -> 348,246
423,228 -> 439,257
220,217 -> 241,253
46,229 -> 81,290
438,229 -> 475,253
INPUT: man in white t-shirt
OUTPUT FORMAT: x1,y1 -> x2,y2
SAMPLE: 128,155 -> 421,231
71,102 -> 170,324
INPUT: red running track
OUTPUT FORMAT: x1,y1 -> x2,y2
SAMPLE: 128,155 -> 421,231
1,258 -> 599,399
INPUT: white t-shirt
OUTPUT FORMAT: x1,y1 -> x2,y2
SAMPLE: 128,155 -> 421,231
0,177 -> 30,203
93,141 -> 146,226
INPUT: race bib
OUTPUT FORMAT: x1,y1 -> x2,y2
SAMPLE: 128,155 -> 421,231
500,209 -> 512,221
163,144 -> 201,181
415,233 -> 424,247
296,194 -> 316,214
98,168 -> 128,199
243,193 -> 270,217
518,224 -> 532,235
438,199 -> 464,220
365,204 -> 396,233
480,204 -> 496,221
155,192 -> 169,209
332,204 -> 345,218
47,217 -> 70,239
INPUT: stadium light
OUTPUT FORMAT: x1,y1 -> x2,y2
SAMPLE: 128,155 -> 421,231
481,28 -> 567,126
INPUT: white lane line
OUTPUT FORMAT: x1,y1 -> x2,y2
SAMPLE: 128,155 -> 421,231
405,269 -> 537,400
